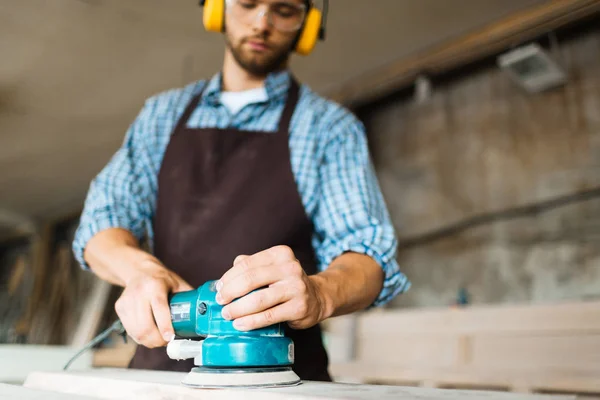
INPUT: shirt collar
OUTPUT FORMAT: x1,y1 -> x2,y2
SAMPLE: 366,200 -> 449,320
201,69 -> 293,105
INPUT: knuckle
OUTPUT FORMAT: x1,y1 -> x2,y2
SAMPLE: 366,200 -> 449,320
243,269 -> 257,287
263,309 -> 275,324
295,280 -> 308,294
144,279 -> 163,292
291,320 -> 308,330
234,255 -> 248,265
150,293 -> 166,307
285,260 -> 302,277
144,340 -> 159,349
136,333 -> 162,348
281,246 -> 295,259
138,327 -> 153,340
237,257 -> 251,269
287,321 -> 300,330
296,301 -> 308,316
255,292 -> 267,310
272,245 -> 293,260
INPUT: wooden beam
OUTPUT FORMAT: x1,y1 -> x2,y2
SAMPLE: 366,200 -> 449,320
328,0 -> 600,108
16,223 -> 53,341
70,278 -> 112,347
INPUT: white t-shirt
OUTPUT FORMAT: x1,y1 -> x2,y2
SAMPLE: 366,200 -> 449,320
219,87 -> 269,115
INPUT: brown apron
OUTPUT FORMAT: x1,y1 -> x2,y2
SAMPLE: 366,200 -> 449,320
128,76 -> 331,381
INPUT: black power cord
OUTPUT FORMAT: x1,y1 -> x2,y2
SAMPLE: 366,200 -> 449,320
63,319 -> 126,371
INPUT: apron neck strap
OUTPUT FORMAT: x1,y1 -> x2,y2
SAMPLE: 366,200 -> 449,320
175,74 -> 301,134
277,76 -> 300,134
174,84 -> 207,133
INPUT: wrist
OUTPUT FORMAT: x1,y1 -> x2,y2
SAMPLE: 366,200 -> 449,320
309,274 -> 335,323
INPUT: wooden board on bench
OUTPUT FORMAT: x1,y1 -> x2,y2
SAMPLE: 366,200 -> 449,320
22,368 -> 576,400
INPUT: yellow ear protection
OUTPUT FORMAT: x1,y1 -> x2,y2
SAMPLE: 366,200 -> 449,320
200,0 -> 226,33
198,0 -> 328,56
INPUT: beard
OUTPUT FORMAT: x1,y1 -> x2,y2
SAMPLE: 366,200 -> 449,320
225,32 -> 294,76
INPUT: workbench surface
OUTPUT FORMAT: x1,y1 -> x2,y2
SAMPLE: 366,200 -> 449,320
19,368 -> 576,400
0,382 -> 96,399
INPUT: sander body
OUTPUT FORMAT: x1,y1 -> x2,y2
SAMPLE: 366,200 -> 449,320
166,280 -> 301,388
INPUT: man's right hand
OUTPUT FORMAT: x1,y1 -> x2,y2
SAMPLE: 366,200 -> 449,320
114,260 -> 193,348
83,228 -> 194,348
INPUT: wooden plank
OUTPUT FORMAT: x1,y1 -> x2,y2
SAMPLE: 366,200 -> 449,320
329,301 -> 600,394
330,363 -> 600,394
355,334 -> 461,368
22,369 -> 575,400
0,383 -> 99,400
471,334 -> 600,372
356,301 -> 600,336
0,345 -> 92,384
327,0 -> 600,108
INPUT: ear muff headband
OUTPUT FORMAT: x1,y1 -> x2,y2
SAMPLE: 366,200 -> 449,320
198,0 -> 327,56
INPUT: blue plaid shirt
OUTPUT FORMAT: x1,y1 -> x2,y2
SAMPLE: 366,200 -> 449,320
72,70 -> 410,306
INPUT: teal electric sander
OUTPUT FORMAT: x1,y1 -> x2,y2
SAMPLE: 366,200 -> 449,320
166,280 -> 300,388
64,280 -> 301,389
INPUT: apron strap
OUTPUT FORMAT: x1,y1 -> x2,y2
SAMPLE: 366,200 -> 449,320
277,76 -> 300,134
172,84 -> 207,135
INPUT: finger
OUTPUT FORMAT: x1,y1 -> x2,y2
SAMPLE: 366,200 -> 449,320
151,292 -> 175,342
217,264 -> 286,305
114,298 -> 133,339
222,284 -> 288,320
134,299 -> 166,348
219,252 -> 275,288
217,255 -> 249,291
233,302 -> 296,331
219,246 -> 294,287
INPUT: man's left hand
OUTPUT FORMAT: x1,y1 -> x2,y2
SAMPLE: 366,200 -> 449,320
215,245 -> 328,331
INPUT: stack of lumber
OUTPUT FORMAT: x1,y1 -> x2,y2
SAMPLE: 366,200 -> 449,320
327,300 -> 600,396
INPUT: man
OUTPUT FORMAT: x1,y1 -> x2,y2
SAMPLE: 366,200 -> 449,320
73,0 -> 410,382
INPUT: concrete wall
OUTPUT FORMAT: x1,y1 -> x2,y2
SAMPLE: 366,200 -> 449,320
359,23 -> 600,309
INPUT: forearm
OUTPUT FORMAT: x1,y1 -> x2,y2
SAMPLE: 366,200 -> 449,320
310,252 -> 384,321
83,227 -> 160,287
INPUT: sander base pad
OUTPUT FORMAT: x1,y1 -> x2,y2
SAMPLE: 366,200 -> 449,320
182,366 -> 301,389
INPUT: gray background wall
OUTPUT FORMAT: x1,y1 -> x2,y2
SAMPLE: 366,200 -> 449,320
359,24 -> 600,309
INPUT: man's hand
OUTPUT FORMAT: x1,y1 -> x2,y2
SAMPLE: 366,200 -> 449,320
216,245 -> 329,331
114,259 -> 193,348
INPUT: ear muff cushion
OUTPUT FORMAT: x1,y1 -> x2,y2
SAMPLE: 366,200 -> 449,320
295,8 -> 322,55
203,0 -> 225,32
